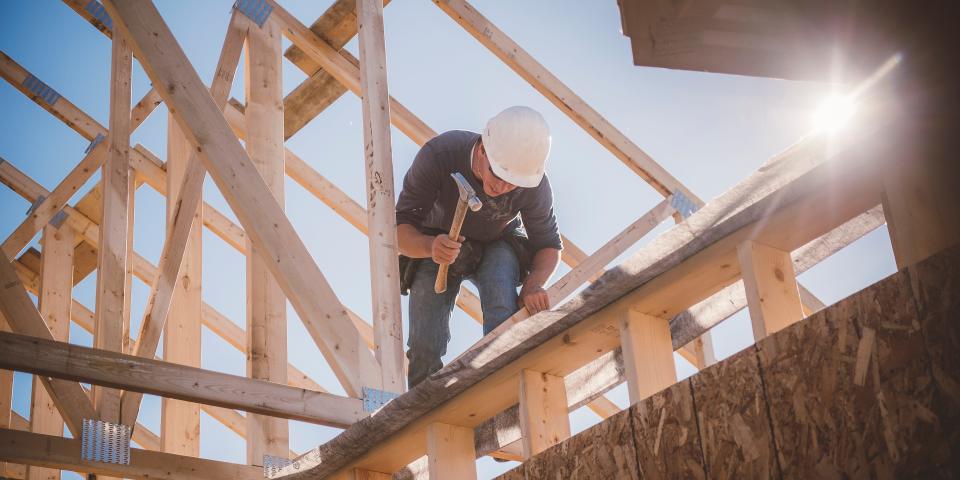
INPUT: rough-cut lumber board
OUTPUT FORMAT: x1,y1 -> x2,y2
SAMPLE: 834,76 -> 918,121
93,28 -> 134,424
518,370 -> 570,460
1,141 -> 106,260
103,0 -> 378,396
0,331 -> 365,428
631,379 -> 705,479
690,348 -> 777,478
620,310 -> 675,405
357,0 -> 404,395
281,0 -> 390,139
274,117 -> 884,478
242,10 -> 291,461
0,258 -> 94,436
432,0 -> 696,201
736,240 -> 803,340
27,225 -> 74,480
521,407 -> 639,479
0,428 -> 262,480
426,423 -> 476,480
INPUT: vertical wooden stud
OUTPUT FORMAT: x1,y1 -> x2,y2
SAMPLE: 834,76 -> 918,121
0,314 -> 14,477
243,13 -> 289,462
94,26 -> 133,425
737,240 -> 804,340
357,0 -> 405,393
160,113 -> 202,456
26,225 -> 74,480
518,369 -> 570,459
427,422 -> 477,480
620,309 -> 677,404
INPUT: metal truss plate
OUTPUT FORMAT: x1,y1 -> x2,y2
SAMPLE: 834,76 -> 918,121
233,0 -> 273,28
22,74 -> 61,106
263,454 -> 294,478
85,133 -> 106,154
81,418 -> 132,465
84,0 -> 114,31
362,386 -> 400,413
670,189 -> 698,219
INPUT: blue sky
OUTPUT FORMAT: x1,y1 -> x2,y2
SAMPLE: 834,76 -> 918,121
0,1 -> 897,478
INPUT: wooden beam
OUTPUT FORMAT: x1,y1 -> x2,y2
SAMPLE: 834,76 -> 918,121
26,225 -> 74,480
0,428 -> 262,480
93,26 -> 134,424
241,10 -> 290,462
0,331 -> 365,428
620,309 -> 676,405
103,0 -> 378,397
737,240 -> 804,340
357,0 -> 404,394
0,258 -> 95,436
1,142 -> 107,260
426,423 -> 476,480
432,0 -> 696,201
518,370 -> 569,459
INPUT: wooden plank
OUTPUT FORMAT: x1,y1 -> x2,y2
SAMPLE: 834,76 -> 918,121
0,428 -> 262,480
93,27 -> 134,423
432,0 -> 697,201
518,370 -> 570,459
426,423 -> 476,480
522,408 -> 638,479
0,258 -> 94,436
0,331 -> 365,428
631,379 -> 706,478
357,0 -> 404,394
1,141 -> 107,260
26,225 -> 74,480
103,0 -> 378,397
737,240 -> 804,340
242,11 -> 290,462
620,309 -> 676,405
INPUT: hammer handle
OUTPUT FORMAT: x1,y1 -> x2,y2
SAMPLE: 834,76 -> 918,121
435,199 -> 469,293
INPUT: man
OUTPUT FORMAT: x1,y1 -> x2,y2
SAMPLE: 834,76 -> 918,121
396,106 -> 563,388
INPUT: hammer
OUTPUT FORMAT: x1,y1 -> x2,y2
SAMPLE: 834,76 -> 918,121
435,172 -> 483,293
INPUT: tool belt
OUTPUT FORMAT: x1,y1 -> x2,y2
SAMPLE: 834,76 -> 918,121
398,229 -> 534,296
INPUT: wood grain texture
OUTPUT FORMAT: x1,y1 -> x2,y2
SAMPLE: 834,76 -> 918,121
426,423 -> 476,480
631,380 -> 705,479
0,332 -> 364,428
522,408 -> 639,480
518,370 -> 570,459
691,348 -> 778,479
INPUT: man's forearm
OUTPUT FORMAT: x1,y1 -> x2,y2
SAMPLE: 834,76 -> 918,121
397,224 -> 434,258
525,247 -> 561,288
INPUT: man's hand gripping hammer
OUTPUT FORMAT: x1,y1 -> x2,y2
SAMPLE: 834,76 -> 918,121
435,172 -> 483,293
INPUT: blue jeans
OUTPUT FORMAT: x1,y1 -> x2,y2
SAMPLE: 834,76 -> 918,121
406,240 -> 520,388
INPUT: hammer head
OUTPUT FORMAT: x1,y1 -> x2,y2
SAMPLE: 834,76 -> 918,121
451,172 -> 482,211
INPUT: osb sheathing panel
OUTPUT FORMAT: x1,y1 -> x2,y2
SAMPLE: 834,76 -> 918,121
501,408 -> 640,480
909,245 -> 960,476
509,244 -> 959,480
692,348 -> 778,479
632,379 -> 705,479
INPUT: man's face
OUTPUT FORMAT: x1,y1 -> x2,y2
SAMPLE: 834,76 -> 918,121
476,143 -> 518,197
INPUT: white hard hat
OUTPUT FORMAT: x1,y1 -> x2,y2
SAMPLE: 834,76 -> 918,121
482,106 -> 551,188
